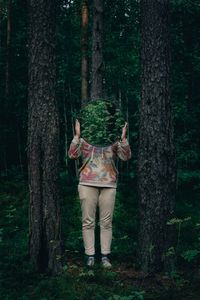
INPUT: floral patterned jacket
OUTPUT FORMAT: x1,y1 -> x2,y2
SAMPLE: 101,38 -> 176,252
68,137 -> 131,188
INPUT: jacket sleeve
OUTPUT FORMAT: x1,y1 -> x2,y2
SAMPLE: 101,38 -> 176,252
68,136 -> 82,160
116,139 -> 132,161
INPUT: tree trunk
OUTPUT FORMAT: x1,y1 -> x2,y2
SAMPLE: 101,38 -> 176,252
137,0 -> 177,274
81,0 -> 89,106
5,0 -> 11,99
27,0 -> 63,275
17,128 -> 23,175
90,0 -> 104,100
63,91 -> 68,171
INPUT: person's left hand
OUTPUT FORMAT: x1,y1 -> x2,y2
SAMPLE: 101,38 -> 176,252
121,122 -> 128,142
75,119 -> 81,138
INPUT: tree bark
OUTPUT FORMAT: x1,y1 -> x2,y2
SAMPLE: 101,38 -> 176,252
90,0 -> 104,100
81,0 -> 89,106
27,0 -> 63,275
5,0 -> 11,99
137,0 -> 177,274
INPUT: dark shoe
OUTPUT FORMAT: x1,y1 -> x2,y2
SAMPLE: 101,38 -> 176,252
101,256 -> 112,268
86,256 -> 95,267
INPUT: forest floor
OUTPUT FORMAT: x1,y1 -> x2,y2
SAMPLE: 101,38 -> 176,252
1,176 -> 200,300
60,251 -> 199,300
1,248 -> 199,300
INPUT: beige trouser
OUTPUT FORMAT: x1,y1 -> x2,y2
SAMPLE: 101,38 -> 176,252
78,184 -> 116,256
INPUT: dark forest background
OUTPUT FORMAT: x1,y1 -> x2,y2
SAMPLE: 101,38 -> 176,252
0,0 -> 200,299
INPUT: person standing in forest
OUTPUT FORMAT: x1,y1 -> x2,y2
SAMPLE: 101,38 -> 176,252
68,111 -> 131,268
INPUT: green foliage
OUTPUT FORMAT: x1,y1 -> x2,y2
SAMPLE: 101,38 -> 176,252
108,291 -> 145,300
177,170 -> 200,190
165,211 -> 200,277
169,270 -> 189,289
165,246 -> 176,257
78,269 -> 95,278
181,249 -> 200,262
79,100 -> 125,146
167,217 -> 191,225
1,178 -> 200,299
170,0 -> 200,182
111,187 -> 138,259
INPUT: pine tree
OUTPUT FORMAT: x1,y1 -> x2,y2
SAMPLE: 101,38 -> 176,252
81,0 -> 89,106
27,0 -> 63,275
90,0 -> 104,100
137,0 -> 177,273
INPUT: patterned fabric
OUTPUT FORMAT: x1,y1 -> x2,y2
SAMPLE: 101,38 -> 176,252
68,137 -> 131,188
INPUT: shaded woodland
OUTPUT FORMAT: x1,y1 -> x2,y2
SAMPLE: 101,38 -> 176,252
0,0 -> 200,299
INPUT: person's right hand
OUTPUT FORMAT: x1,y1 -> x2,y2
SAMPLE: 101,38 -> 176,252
75,119 -> 80,138
121,122 -> 128,142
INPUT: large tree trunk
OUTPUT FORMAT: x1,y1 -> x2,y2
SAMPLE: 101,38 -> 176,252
27,0 -> 63,275
5,0 -> 11,99
137,0 -> 177,274
81,0 -> 89,106
90,0 -> 104,100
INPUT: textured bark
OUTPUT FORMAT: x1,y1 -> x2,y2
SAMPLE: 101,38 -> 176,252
27,0 -> 63,275
81,0 -> 89,106
90,0 -> 104,100
5,0 -> 11,99
137,0 -> 177,274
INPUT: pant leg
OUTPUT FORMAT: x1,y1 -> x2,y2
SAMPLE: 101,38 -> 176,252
98,187 -> 116,255
78,184 -> 99,255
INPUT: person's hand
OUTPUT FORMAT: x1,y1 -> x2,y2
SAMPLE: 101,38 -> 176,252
75,119 -> 80,138
121,122 -> 128,142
